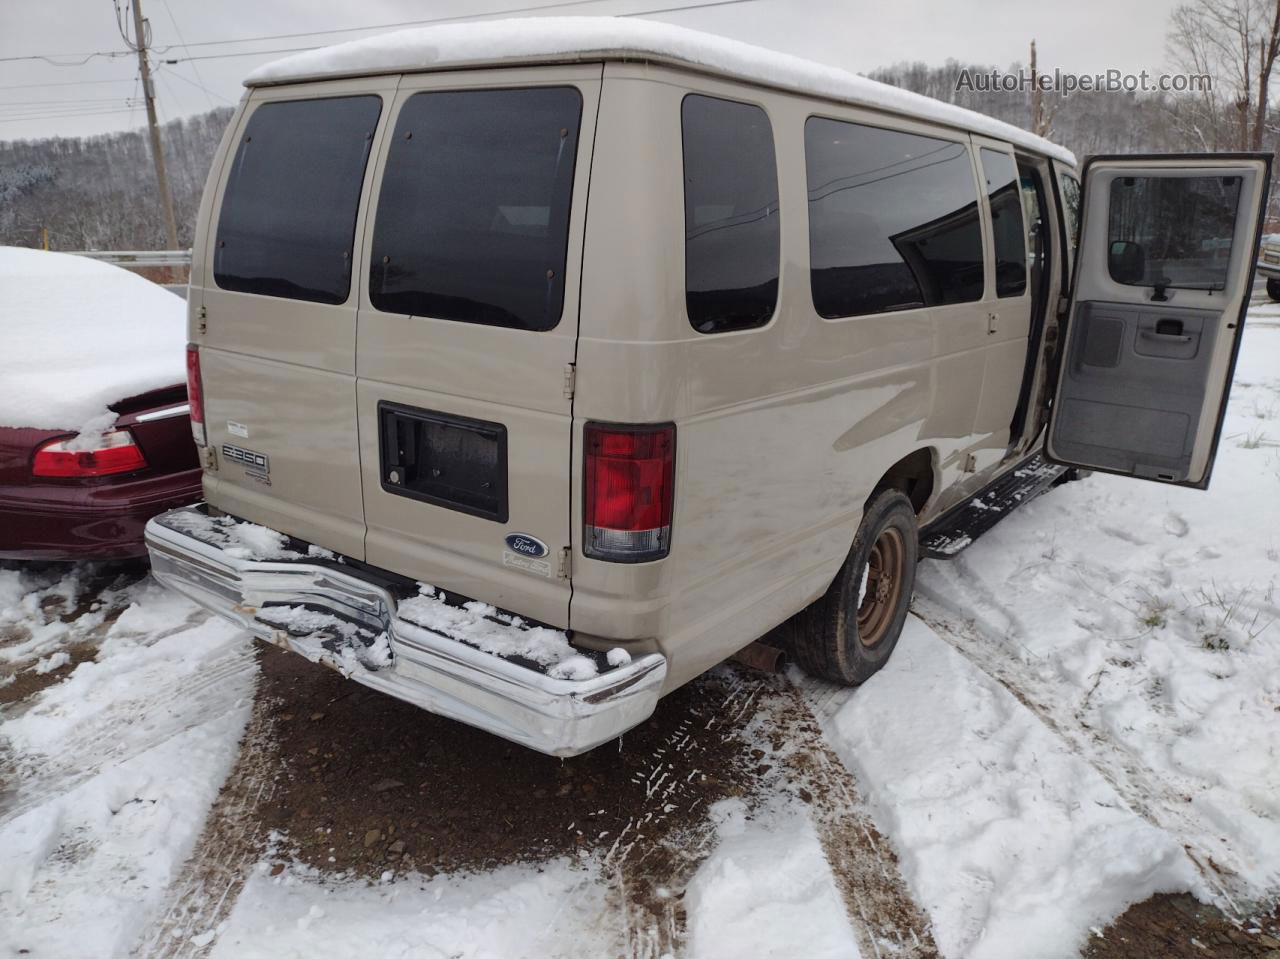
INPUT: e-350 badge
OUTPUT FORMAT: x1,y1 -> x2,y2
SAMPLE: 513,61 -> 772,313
222,443 -> 270,480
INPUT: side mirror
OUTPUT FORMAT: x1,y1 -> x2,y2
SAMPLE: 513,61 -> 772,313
1109,240 -> 1146,284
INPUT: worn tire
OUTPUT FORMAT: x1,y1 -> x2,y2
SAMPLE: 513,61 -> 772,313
1268,277 -> 1280,302
790,489 -> 918,686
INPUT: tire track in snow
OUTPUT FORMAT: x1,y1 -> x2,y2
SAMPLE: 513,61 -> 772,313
603,666 -> 937,959
0,644 -> 258,827
132,690 -> 280,959
911,594 -> 1257,912
771,675 -> 939,959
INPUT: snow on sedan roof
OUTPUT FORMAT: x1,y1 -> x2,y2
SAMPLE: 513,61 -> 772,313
0,247 -> 187,431
246,17 -> 1075,167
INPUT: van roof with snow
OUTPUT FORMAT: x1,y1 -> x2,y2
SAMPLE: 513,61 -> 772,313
244,17 -> 1075,166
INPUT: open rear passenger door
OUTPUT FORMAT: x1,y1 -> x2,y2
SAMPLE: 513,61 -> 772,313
1046,154 -> 1271,488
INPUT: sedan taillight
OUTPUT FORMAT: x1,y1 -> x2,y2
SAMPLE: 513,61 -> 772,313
32,430 -> 148,478
186,345 -> 206,447
584,422 -> 675,563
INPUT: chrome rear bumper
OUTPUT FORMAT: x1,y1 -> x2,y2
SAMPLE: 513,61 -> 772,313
144,506 -> 666,756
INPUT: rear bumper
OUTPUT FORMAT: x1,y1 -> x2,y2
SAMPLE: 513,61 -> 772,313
0,468 -> 203,561
144,506 -> 667,756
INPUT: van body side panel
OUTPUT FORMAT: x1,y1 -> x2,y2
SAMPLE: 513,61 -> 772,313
356,66 -> 603,629
196,77 -> 397,559
573,66 -> 1025,690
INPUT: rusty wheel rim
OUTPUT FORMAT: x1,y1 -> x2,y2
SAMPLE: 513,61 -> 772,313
856,527 -> 905,648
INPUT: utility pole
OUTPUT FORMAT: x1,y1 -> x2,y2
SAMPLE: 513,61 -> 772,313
129,0 -> 179,250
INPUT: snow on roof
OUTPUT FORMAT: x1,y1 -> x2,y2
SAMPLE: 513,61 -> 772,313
0,247 -> 187,431
246,17 -> 1075,166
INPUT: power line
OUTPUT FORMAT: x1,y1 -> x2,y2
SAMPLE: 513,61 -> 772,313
0,107 -> 138,124
0,96 -> 138,109
154,62 -> 234,104
0,78 -> 136,92
156,0 -> 218,111
0,50 -> 133,66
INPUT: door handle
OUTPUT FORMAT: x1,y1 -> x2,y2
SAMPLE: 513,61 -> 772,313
1139,329 -> 1192,344
987,312 -> 998,335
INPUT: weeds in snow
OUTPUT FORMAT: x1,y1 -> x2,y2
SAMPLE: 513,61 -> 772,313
1190,582 -> 1273,651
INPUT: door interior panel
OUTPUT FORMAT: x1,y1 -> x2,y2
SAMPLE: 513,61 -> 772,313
1053,301 -> 1218,481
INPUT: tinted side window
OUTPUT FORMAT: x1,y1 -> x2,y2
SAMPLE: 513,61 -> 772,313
1107,175 -> 1241,291
979,148 -> 1028,298
215,96 -> 381,305
682,95 -> 780,333
805,118 -> 984,318
370,87 -> 582,332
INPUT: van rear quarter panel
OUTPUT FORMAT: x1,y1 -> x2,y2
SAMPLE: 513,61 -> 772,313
573,65 -> 1029,689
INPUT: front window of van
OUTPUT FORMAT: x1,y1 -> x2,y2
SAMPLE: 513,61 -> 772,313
369,87 -> 582,332
681,95 -> 780,334
214,96 -> 382,305
805,118 -> 985,318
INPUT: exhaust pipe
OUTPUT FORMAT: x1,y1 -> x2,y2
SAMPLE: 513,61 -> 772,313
730,641 -> 787,674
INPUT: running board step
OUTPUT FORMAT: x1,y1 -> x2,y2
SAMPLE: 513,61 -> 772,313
918,454 -> 1067,559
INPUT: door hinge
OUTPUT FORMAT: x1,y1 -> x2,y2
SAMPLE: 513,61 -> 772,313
1056,295 -> 1070,317
196,304 -> 208,335
557,546 -> 572,580
562,363 -> 576,401
199,444 -> 218,471
963,452 -> 977,473
986,311 -> 999,335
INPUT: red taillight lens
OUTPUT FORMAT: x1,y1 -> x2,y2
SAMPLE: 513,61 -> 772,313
186,345 -> 206,447
32,430 -> 148,478
584,423 -> 675,562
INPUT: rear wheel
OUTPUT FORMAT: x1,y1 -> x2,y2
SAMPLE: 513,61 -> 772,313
1267,277 -> 1280,301
790,489 -> 918,686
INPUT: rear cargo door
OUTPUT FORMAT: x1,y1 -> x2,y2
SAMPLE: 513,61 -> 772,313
1046,154 -> 1270,488
355,66 -> 601,627
197,78 -> 395,559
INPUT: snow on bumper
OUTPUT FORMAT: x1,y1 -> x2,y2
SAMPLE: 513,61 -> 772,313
144,506 -> 667,757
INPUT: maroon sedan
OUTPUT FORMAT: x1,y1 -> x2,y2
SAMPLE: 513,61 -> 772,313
0,247 -> 202,560
0,386 -> 201,560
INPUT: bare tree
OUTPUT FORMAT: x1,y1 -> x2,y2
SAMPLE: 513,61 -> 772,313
1029,40 -> 1056,138
1167,0 -> 1280,151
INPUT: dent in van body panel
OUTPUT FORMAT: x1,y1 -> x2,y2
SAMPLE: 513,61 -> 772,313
572,66 -> 1039,690
354,65 -> 604,630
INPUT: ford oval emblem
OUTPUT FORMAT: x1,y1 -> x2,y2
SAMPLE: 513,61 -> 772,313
505,533 -> 549,558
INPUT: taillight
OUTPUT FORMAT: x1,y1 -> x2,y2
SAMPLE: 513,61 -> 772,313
584,422 -> 675,562
32,430 -> 148,478
186,345 -> 206,447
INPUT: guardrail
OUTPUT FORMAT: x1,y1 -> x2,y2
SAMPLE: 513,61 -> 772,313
65,250 -> 193,268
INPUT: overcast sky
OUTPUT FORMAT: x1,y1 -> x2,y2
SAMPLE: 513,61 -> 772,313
3,0 -> 1182,141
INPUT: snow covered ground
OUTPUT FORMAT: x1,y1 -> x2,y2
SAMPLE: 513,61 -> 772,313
2,303 -> 1278,958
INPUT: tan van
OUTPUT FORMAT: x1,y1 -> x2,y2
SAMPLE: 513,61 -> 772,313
146,18 -> 1271,755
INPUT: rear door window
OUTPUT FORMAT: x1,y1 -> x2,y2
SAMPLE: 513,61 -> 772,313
805,118 -> 985,318
682,95 -> 780,334
1107,175 -> 1241,290
214,95 -> 382,304
370,87 -> 582,332
979,148 -> 1028,297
